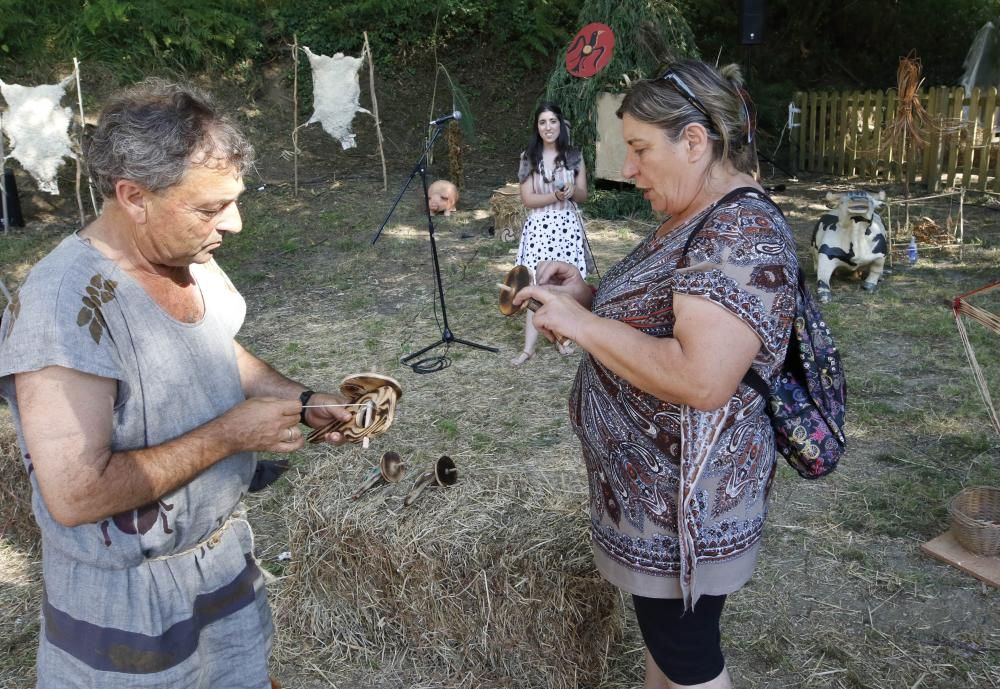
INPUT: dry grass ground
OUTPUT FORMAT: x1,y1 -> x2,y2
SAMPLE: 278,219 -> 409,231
0,63 -> 998,687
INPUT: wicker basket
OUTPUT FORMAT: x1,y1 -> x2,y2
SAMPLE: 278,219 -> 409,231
489,183 -> 527,243
948,486 -> 1000,556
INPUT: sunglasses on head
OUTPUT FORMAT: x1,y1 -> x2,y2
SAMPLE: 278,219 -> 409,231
658,69 -> 714,124
656,68 -> 753,144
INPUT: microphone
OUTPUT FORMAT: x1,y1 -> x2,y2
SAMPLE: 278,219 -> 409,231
429,111 -> 462,126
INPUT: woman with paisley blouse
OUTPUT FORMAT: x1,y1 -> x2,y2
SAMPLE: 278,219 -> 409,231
515,60 -> 797,689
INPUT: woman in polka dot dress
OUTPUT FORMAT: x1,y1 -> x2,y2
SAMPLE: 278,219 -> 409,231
512,101 -> 589,366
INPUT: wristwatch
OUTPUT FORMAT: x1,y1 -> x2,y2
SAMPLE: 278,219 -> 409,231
299,389 -> 315,425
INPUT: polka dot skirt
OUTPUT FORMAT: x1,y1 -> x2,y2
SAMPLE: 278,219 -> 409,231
515,209 -> 588,278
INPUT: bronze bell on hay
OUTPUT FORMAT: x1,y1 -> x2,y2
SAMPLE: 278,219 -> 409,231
350,451 -> 407,500
403,455 -> 458,507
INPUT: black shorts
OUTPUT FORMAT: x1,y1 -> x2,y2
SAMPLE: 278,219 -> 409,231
632,593 -> 727,685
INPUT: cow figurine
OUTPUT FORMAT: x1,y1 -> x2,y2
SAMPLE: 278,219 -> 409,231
812,190 -> 888,303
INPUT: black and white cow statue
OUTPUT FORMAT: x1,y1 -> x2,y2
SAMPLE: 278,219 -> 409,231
811,190 -> 888,303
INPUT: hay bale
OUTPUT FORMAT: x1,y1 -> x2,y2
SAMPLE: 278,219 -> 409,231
273,448 -> 622,688
489,184 -> 527,244
0,411 -> 39,551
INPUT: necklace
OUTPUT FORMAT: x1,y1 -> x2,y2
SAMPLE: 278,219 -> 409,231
539,161 -> 562,184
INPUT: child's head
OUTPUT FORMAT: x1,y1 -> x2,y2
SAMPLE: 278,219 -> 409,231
428,179 -> 459,216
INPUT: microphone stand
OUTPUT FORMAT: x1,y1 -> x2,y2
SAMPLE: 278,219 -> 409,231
372,123 -> 498,365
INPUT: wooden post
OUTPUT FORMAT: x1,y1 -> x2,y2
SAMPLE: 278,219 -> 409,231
885,202 -> 894,270
841,91 -> 851,176
799,93 -> 814,171
945,86 -> 965,188
363,32 -> 388,192
834,91 -> 846,176
870,89 -> 884,178
807,92 -> 818,171
904,200 -> 911,248
292,34 -> 299,197
958,187 -> 965,260
926,87 -> 946,191
960,87 -> 980,189
73,57 -> 98,218
976,87 -> 996,191
71,61 -> 85,227
817,91 -> 828,173
884,88 -> 898,181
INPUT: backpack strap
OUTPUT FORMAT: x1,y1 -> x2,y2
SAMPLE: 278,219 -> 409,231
676,186 -> 788,400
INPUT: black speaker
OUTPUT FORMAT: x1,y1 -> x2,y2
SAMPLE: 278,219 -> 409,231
738,0 -> 766,45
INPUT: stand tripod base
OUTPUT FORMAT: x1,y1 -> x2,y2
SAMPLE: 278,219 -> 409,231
400,328 -> 498,364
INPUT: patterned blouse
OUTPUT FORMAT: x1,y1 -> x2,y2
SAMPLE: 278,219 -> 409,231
568,190 -> 797,608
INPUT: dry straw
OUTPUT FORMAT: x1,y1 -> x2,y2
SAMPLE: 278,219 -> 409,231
0,418 -> 38,552
272,443 -> 622,688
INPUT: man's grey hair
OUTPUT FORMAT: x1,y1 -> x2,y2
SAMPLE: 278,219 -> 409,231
87,78 -> 254,199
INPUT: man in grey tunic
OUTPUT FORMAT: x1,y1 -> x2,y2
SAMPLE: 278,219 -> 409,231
0,79 -> 353,689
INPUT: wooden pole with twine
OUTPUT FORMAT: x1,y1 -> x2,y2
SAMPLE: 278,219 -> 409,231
292,34 -> 300,197
73,58 -> 99,219
363,32 -> 388,191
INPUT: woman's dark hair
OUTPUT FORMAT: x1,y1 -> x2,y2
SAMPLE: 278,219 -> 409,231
524,101 -> 574,171
616,60 -> 758,176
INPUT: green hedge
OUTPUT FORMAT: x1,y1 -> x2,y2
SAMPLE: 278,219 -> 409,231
0,0 -> 578,79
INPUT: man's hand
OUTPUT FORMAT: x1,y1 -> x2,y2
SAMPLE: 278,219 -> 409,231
215,397 -> 305,453
299,391 -> 353,445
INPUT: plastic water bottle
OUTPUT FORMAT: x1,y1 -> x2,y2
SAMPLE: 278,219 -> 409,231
907,236 -> 918,265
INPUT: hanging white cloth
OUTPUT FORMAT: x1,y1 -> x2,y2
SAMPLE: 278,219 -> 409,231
0,77 -> 74,194
303,47 -> 370,150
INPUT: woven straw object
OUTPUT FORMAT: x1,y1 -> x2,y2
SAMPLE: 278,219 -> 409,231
949,486 -> 1000,556
489,183 -> 526,243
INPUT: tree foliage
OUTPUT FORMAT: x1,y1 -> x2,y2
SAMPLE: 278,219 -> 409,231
678,0 -> 996,89
542,0 -> 699,183
0,0 -> 996,114
0,0 -> 263,79
271,0 -> 579,68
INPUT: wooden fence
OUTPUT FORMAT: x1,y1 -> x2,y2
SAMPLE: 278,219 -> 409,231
791,86 -> 1000,191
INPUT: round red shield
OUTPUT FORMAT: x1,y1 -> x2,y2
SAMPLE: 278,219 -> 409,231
565,22 -> 615,78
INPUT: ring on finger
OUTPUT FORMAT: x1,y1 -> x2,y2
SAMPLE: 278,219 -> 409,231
286,428 -> 293,442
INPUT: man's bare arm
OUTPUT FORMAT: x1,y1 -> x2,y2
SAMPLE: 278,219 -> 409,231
16,365 -> 302,527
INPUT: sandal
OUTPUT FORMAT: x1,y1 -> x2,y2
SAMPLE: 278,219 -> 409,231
511,350 -> 534,367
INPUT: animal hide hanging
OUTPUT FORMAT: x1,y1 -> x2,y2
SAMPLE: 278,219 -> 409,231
0,77 -> 74,194
303,47 -> 370,150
